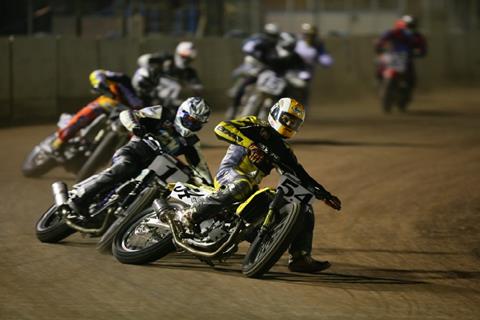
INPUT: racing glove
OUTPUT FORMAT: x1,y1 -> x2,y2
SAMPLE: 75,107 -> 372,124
324,194 -> 341,211
314,186 -> 341,211
247,143 -> 265,165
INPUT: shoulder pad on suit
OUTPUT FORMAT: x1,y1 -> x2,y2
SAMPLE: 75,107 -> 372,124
138,105 -> 164,119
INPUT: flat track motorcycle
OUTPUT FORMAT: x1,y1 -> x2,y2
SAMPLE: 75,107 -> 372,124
22,105 -> 129,180
112,144 -> 329,278
35,134 -> 211,253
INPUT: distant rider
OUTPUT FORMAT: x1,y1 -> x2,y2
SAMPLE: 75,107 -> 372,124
132,42 -> 203,108
177,97 -> 342,273
226,23 -> 280,119
67,97 -> 213,215
238,32 -> 310,118
294,23 -> 333,106
52,69 -> 142,150
375,15 -> 427,107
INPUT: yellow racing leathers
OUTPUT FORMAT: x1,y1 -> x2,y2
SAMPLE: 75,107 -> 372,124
191,115 -> 332,257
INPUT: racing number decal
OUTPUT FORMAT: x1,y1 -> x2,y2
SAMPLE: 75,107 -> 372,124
279,178 -> 314,203
173,185 -> 204,200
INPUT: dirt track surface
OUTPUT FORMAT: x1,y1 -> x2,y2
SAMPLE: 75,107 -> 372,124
1,88 -> 479,320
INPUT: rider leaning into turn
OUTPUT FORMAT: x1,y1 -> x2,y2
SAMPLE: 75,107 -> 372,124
132,41 -> 203,107
52,69 -> 143,150
227,23 -> 280,119
179,97 -> 342,273
67,97 -> 213,215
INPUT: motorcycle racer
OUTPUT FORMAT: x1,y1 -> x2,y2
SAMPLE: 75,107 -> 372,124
132,42 -> 203,107
374,15 -> 427,108
180,97 -> 341,273
67,97 -> 213,215
51,69 -> 142,150
294,23 -> 333,106
226,23 -> 280,119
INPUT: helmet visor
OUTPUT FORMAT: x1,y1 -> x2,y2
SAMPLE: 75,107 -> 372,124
279,112 -> 303,131
180,112 -> 203,132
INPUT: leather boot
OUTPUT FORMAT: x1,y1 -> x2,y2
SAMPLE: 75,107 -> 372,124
288,252 -> 331,273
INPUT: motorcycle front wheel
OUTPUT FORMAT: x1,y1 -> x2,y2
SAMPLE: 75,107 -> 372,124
96,185 -> 160,254
36,205 -> 76,243
111,202 -> 184,265
242,202 -> 303,278
22,145 -> 57,178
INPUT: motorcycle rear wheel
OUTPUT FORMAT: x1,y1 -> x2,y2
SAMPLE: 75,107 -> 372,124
36,205 -> 76,243
242,202 -> 303,278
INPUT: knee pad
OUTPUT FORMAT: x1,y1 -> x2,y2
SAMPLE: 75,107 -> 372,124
220,179 -> 253,202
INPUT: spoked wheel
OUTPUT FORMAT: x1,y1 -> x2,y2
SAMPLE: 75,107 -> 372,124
96,186 -> 160,254
36,205 -> 76,243
242,203 -> 304,278
112,203 -> 183,264
22,146 -> 57,178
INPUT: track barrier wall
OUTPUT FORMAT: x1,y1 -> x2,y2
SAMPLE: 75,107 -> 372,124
0,34 -> 478,124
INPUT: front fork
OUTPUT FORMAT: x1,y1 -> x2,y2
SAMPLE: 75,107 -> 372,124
259,188 -> 285,233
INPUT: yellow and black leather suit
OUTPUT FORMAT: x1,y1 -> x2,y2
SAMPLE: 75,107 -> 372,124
191,116 -> 331,257
213,115 -> 329,196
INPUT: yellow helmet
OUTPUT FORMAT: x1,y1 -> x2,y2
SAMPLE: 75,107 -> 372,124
268,98 -> 305,139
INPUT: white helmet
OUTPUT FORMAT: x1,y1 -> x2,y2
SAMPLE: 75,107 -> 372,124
174,41 -> 197,69
264,23 -> 280,37
268,98 -> 305,139
174,97 -> 210,137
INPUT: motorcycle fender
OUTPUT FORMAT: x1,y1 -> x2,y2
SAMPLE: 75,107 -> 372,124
236,187 -> 275,223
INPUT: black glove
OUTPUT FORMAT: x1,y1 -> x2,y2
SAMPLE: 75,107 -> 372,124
132,125 -> 146,138
313,187 -> 341,211
324,194 -> 341,211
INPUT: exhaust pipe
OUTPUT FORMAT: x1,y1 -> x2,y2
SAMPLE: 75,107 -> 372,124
51,181 -> 68,207
153,198 -> 173,216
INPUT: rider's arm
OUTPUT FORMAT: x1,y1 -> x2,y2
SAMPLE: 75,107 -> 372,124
375,31 -> 393,53
119,105 -> 164,132
280,144 -> 333,199
214,116 -> 258,149
412,33 -> 427,58
315,41 -> 333,67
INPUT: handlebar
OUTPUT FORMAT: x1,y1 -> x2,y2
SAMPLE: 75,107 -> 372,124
257,142 -> 328,200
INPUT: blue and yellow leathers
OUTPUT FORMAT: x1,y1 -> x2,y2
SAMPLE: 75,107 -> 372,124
191,116 -> 330,256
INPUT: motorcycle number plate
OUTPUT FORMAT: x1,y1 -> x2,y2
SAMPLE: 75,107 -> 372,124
170,182 -> 210,206
386,52 -> 407,72
148,155 -> 190,184
277,174 -> 315,205
257,71 -> 286,95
